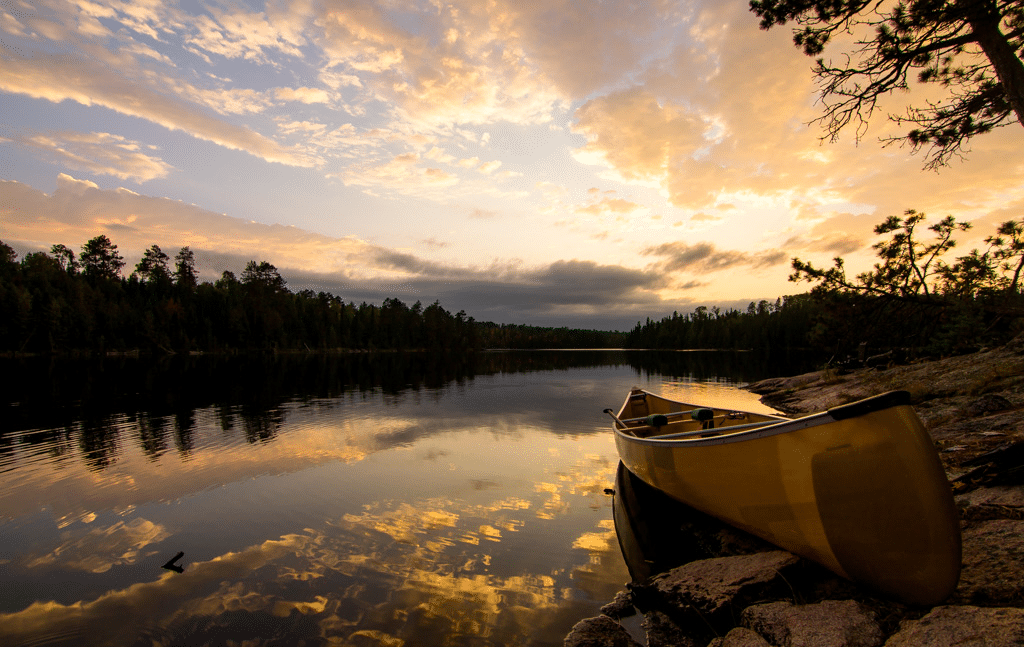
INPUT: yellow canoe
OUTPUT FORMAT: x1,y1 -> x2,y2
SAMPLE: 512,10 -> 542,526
609,388 -> 961,606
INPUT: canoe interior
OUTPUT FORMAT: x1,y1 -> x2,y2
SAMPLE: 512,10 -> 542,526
615,389 -> 788,439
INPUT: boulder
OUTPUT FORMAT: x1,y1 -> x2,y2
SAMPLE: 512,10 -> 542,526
740,600 -> 883,647
962,394 -> 1014,417
601,590 -> 636,620
956,485 -> 1024,521
564,616 -> 643,647
884,605 -> 1024,646
707,627 -> 773,647
638,551 -> 799,629
955,519 -> 1024,605
642,609 -> 696,647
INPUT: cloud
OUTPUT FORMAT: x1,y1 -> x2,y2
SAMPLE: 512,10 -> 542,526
8,130 -> 172,182
575,196 -> 645,218
0,50 -> 314,167
0,175 -> 372,276
448,0 -> 677,98
335,153 -> 461,195
314,0 -> 566,127
185,4 -> 309,63
573,89 -> 712,186
781,211 -> 877,256
274,86 -> 332,104
643,241 -> 788,274
26,518 -> 169,573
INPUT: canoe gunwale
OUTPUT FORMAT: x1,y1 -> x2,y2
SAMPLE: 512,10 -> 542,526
613,390 -> 914,448
615,410 -> 831,447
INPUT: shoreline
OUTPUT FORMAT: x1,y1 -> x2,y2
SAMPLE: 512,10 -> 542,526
568,337 -> 1024,647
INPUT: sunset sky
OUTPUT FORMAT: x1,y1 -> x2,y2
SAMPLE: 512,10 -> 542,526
2,0 -> 1023,330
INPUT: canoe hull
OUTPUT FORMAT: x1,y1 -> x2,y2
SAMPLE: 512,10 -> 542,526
613,389 -> 961,606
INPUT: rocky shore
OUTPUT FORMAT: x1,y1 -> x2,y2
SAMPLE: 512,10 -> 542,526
567,337 -> 1024,647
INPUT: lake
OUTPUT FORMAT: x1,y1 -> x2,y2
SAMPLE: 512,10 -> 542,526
0,350 -> 811,646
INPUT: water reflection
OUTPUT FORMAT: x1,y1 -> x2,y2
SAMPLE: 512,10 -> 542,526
0,350 -> 812,646
0,449 -> 628,646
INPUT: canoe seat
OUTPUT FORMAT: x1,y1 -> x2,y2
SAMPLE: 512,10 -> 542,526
691,408 -> 715,430
627,389 -> 650,418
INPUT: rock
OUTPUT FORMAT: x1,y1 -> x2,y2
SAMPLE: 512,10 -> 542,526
929,410 -> 1024,443
707,627 -> 773,647
884,605 -> 1024,646
1003,333 -> 1024,355
564,616 -> 643,647
642,609 -> 696,647
962,394 -> 1014,417
955,519 -> 1024,605
601,590 -> 636,620
740,600 -> 883,647
956,485 -> 1024,520
639,551 -> 800,630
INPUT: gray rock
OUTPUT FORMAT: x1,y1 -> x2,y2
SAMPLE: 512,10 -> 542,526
741,600 -> 882,647
955,518 -> 1024,604
601,590 -> 636,620
926,409 -> 1024,442
963,394 -> 1014,417
564,616 -> 643,647
642,609 -> 696,647
647,552 -> 798,618
956,485 -> 1024,521
641,551 -> 799,628
707,627 -> 773,647
884,605 -> 1024,646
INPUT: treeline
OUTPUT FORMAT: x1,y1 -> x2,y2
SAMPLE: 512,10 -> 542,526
628,212 -> 1024,359
624,296 -> 818,352
476,322 -> 625,349
0,236 -> 483,353
0,236 -> 623,354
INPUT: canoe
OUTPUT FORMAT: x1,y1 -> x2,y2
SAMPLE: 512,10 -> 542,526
609,388 -> 961,606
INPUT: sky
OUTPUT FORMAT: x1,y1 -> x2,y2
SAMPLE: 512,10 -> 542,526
1,0 -> 1023,331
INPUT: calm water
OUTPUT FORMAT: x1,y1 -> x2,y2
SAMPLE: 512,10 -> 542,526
0,350 -> 805,647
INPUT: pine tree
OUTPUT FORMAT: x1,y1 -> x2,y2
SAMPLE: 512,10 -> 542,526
134,244 -> 171,283
174,246 -> 199,290
80,235 -> 125,281
750,0 -> 1024,168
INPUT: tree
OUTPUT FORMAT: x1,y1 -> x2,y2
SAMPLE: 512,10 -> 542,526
790,210 -> 1024,354
134,244 -> 171,283
50,244 -> 78,274
790,209 -> 1024,300
0,240 -> 16,275
174,246 -> 199,290
750,0 -> 1024,168
80,235 -> 125,281
216,270 -> 239,290
988,219 -> 1024,291
241,260 -> 285,292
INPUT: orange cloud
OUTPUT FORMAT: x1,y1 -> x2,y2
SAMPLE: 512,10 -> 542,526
573,89 -> 711,184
